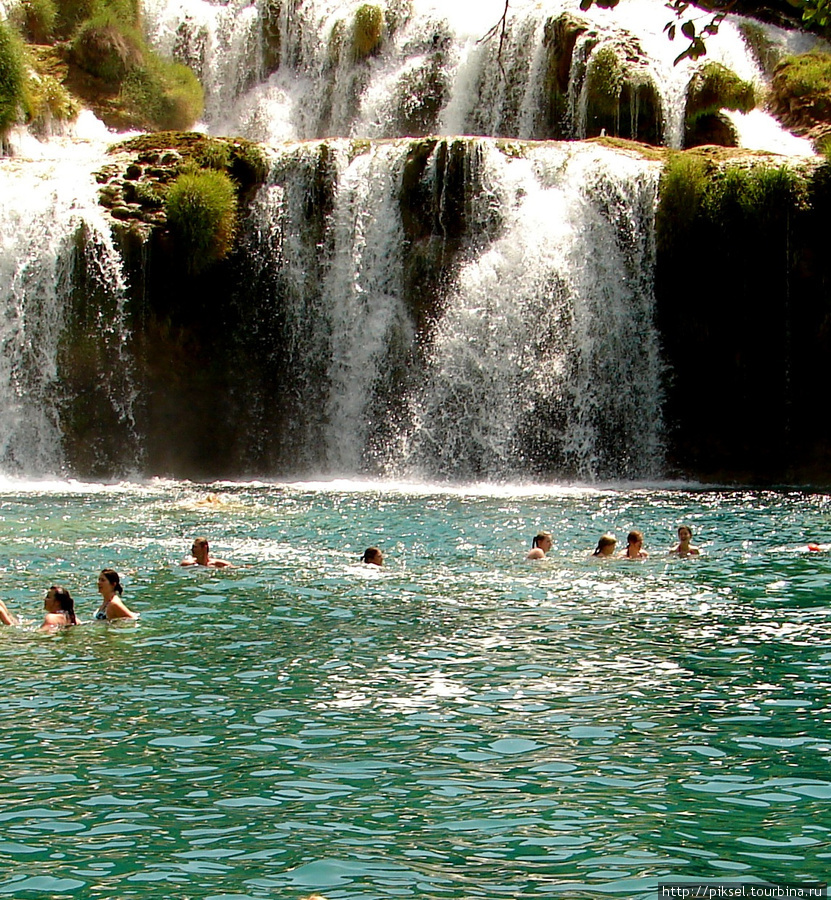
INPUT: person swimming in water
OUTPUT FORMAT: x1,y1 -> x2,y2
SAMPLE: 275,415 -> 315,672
592,534 -> 617,557
181,537 -> 235,568
42,586 -> 79,630
670,525 -> 700,557
0,599 -> 18,625
95,569 -> 139,620
527,532 -> 553,559
621,530 -> 648,559
361,547 -> 384,566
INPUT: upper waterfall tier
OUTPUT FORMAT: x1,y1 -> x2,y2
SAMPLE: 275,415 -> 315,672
141,0 -> 820,152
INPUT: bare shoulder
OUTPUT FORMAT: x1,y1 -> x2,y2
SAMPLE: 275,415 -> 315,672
109,598 -> 138,619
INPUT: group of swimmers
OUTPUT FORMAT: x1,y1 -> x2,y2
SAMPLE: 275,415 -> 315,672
527,525 -> 700,560
0,537 -> 236,631
0,567 -> 138,631
0,528 -> 700,630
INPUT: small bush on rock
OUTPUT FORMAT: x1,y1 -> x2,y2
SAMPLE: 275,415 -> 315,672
121,55 -> 203,130
165,168 -> 237,273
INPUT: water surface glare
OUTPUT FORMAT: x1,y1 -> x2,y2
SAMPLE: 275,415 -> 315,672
1,480 -> 829,899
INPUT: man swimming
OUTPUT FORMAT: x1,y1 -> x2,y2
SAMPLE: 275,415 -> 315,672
180,537 -> 234,568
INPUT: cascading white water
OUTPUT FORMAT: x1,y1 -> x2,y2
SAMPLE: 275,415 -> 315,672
0,132 -> 132,475
399,140 -> 663,481
0,0 -> 824,478
140,0 -> 823,151
243,139 -> 414,472
242,136 -> 661,479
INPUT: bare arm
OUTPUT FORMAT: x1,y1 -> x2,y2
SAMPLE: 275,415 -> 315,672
0,600 -> 17,625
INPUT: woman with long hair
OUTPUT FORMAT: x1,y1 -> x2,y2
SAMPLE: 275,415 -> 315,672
42,586 -> 79,629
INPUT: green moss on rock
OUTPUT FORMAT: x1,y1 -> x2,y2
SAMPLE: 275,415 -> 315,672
587,46 -> 624,116
121,55 -> 203,131
352,4 -> 383,62
771,51 -> 831,130
26,70 -> 79,132
684,62 -> 755,148
686,62 -> 756,121
583,43 -> 664,144
69,16 -> 144,83
14,0 -> 58,43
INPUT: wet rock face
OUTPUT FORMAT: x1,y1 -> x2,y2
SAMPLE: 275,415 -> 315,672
655,154 -> 831,485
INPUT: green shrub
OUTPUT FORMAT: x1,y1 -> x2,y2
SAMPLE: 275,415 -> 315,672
70,15 -> 144,83
121,55 -> 203,130
197,140 -> 231,170
685,62 -> 756,124
26,71 -> 79,131
165,169 -> 237,273
352,4 -> 383,61
56,0 -> 140,38
774,51 -> 831,98
15,0 -> 58,42
657,156 -> 803,255
0,19 -> 27,134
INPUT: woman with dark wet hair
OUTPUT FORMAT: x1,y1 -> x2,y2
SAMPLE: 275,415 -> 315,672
592,534 -> 617,557
42,586 -> 79,629
94,569 -> 138,620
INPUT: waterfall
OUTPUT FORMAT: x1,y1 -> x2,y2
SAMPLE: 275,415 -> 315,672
140,0 -> 824,149
398,141 -> 663,481
241,139 -> 413,473
238,137 -> 661,480
0,138 -> 135,476
0,0 -> 824,480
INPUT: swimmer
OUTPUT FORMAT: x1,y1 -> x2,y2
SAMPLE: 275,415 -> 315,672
527,532 -> 553,559
0,599 -> 18,625
670,525 -> 700,557
621,530 -> 648,559
361,547 -> 384,566
592,534 -> 617,557
42,586 -> 79,629
181,537 -> 234,568
95,569 -> 139,620
194,493 -> 225,508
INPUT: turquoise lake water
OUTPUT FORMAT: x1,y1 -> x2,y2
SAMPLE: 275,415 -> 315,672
1,479 -> 829,899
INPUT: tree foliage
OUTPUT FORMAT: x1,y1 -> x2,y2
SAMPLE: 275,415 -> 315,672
578,1 -> 827,64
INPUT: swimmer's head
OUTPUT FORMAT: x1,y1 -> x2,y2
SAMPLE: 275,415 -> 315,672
362,547 -> 383,566
45,585 -> 78,624
191,537 -> 209,560
99,568 -> 123,596
532,532 -> 553,552
677,525 -> 693,541
627,530 -> 643,547
593,534 -> 617,556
